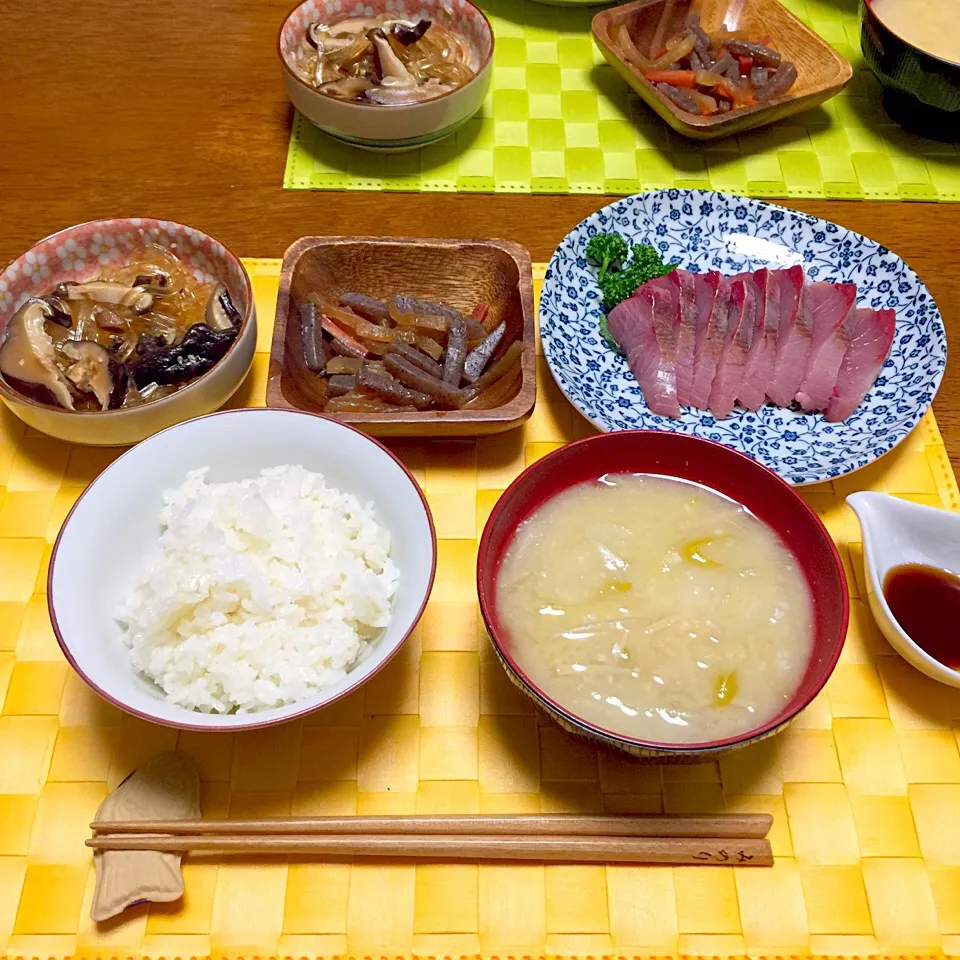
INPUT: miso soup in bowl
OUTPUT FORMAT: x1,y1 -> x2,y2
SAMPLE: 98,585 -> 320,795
861,0 -> 960,137
477,431 -> 849,759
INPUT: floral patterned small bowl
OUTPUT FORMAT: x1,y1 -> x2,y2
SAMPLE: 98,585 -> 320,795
278,0 -> 494,151
0,218 -> 256,446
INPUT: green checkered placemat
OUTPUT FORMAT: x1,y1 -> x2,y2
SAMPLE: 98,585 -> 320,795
282,0 -> 960,199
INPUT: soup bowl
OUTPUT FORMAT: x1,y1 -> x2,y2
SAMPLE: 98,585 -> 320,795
278,0 -> 494,152
0,218 -> 257,446
477,431 -> 849,760
860,0 -> 960,140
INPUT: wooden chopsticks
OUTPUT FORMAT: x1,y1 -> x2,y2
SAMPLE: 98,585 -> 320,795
91,813 -> 772,838
88,814 -> 773,866
88,832 -> 772,865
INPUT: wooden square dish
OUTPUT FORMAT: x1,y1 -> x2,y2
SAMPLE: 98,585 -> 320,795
592,0 -> 853,140
267,237 -> 536,437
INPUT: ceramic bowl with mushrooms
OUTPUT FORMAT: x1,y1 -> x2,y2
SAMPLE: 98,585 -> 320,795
0,218 -> 256,446
278,0 -> 494,151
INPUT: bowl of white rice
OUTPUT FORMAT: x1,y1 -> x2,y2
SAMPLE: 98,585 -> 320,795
47,408 -> 436,730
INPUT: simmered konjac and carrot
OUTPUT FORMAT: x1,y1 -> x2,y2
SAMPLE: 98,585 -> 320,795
615,6 -> 797,116
297,292 -> 523,413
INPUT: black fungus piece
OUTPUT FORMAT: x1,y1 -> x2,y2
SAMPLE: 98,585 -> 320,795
128,323 -> 238,388
42,296 -> 74,327
136,333 -> 168,357
106,336 -> 130,360
135,273 -> 169,288
206,283 -> 243,331
392,19 -> 431,45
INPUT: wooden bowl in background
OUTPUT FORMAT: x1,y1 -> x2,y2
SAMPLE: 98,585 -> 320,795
592,0 -> 853,140
268,237 -> 536,437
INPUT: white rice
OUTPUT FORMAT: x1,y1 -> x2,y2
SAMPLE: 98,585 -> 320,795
115,464 -> 398,714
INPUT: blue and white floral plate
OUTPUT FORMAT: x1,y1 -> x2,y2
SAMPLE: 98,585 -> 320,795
539,190 -> 947,486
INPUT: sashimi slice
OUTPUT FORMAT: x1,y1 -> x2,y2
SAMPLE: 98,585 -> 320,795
708,279 -> 757,419
824,308 -> 896,422
607,285 -> 682,418
737,267 -> 780,411
667,270 -> 699,407
767,265 -> 810,406
795,282 -> 858,411
693,270 -> 718,323
689,272 -> 729,410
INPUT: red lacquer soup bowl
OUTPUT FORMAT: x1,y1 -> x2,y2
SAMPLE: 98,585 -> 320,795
477,431 -> 849,760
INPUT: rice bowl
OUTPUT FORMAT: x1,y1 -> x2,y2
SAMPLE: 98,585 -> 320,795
48,408 -> 436,730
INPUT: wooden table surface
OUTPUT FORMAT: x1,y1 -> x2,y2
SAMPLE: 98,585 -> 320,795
0,0 -> 956,465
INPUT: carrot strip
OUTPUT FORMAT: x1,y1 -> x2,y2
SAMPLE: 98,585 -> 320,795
308,297 -> 363,331
645,69 -> 696,86
321,316 -> 368,356
471,303 -> 490,327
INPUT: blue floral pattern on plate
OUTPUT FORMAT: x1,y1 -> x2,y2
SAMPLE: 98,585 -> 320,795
539,190 -> 947,486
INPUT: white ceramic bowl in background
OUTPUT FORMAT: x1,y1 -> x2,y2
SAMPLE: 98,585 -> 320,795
847,491 -> 960,688
278,0 -> 494,152
0,218 -> 257,446
48,408 -> 437,730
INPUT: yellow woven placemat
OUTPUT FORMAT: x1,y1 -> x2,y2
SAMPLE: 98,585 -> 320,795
1,258 -> 959,960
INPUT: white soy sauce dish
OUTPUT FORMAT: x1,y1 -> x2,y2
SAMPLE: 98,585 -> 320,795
48,408 -> 437,730
847,491 -> 960,688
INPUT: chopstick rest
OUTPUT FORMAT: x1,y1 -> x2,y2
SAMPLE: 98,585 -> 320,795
90,752 -> 200,922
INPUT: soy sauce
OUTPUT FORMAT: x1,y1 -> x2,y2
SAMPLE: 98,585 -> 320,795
883,563 -> 960,670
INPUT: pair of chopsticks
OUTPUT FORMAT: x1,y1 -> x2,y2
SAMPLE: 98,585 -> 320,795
88,814 -> 773,866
